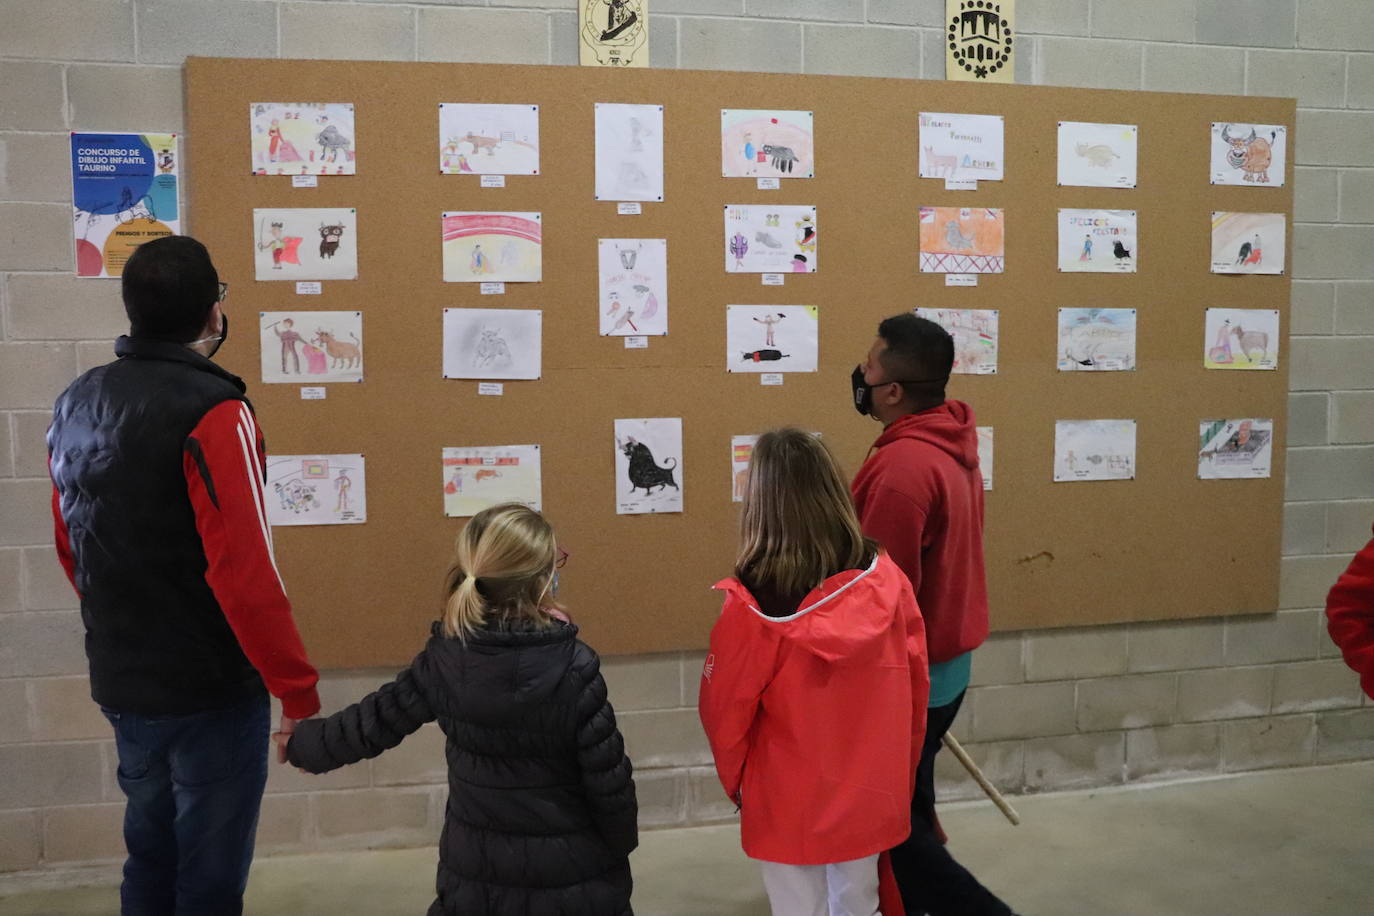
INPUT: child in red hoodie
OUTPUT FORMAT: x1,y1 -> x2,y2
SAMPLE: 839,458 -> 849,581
700,428 -> 928,916
1326,527 -> 1374,699
850,313 -> 1013,915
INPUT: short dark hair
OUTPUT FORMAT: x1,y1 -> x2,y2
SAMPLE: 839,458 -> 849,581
122,235 -> 219,342
876,313 -> 954,390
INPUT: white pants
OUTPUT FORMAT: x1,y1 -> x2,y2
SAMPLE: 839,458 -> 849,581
758,853 -> 881,916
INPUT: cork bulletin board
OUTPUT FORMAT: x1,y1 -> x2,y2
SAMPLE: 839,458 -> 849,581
184,58 -> 1295,668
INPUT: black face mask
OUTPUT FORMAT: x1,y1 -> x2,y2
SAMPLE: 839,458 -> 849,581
852,364 -> 949,417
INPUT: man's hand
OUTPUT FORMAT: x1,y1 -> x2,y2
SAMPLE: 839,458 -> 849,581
272,715 -> 299,764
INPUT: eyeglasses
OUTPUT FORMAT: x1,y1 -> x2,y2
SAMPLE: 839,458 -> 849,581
556,547 -> 569,569
217,282 -> 229,303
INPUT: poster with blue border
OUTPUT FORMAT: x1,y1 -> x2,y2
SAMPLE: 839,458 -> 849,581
71,132 -> 180,278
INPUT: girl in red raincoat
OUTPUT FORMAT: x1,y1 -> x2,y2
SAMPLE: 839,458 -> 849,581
700,428 -> 929,916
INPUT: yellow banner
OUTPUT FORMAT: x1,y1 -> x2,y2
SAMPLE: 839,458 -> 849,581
946,0 -> 1016,83
580,0 -> 649,68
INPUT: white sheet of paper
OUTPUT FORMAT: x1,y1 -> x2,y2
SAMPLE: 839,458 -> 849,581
1057,121 -> 1137,188
442,308 -> 542,380
977,426 -> 993,491
442,445 -> 543,516
250,103 -> 355,176
441,212 -> 541,283
1199,419 -> 1273,480
727,305 -> 819,373
253,208 -> 358,281
615,418 -> 683,514
259,311 -> 363,384
265,454 -> 366,525
1054,420 -> 1136,482
919,112 -> 1005,182
725,204 -> 817,273
599,238 -> 667,336
1057,209 -> 1136,273
1204,308 -> 1280,370
1211,211 -> 1285,275
915,308 -> 998,374
731,434 -> 759,502
439,103 -> 540,175
595,102 -> 664,202
1057,308 -> 1137,372
1211,122 -> 1287,187
720,109 -> 815,179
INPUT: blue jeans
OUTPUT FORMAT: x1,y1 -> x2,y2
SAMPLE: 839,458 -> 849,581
102,692 -> 270,916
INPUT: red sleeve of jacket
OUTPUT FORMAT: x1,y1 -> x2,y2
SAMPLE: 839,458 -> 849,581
697,596 -> 781,803
855,481 -> 929,601
48,458 -> 79,597
184,400 -> 321,719
1325,531 -> 1374,700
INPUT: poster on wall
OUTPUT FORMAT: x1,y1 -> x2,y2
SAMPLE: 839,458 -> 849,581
918,113 -> 1005,182
1056,121 -> 1137,188
580,0 -> 649,68
615,417 -> 683,514
250,103 -> 355,175
1053,420 -> 1136,482
595,102 -> 664,201
1210,122 -> 1286,187
977,426 -> 994,490
721,109 -> 814,179
442,308 -> 542,381
726,305 -> 819,373
439,103 -> 540,175
915,308 -> 999,374
599,238 -> 667,336
265,454 -> 366,526
252,208 -> 358,281
1057,209 -> 1136,273
442,445 -> 543,516
725,205 -> 817,273
945,0 -> 1015,83
918,207 -> 1004,274
1057,308 -> 1137,372
259,311 -> 363,384
1204,308 -> 1279,370
731,435 -> 758,502
1210,211 -> 1285,275
71,132 -> 179,278
442,212 -> 542,283
1198,419 -> 1273,480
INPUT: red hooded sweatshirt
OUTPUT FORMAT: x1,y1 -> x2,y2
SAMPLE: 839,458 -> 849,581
699,552 -> 929,868
851,401 -> 989,664
1325,527 -> 1374,700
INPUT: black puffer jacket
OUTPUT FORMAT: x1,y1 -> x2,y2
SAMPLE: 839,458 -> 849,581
287,619 -> 637,915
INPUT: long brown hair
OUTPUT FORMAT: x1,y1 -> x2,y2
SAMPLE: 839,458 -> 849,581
441,503 -> 560,640
735,428 -> 876,596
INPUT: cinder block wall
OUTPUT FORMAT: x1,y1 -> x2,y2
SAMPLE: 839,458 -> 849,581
2,0 -> 1373,875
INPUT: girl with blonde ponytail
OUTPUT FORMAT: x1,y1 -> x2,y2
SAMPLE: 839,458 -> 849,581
281,504 -> 638,915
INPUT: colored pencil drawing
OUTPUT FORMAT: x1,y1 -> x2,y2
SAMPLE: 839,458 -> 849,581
1057,308 -> 1136,372
1057,121 -> 1137,189
595,103 -> 664,201
439,104 -> 539,176
1210,211 -> 1285,275
725,205 -> 817,273
599,238 -> 668,336
253,207 -> 357,281
1054,420 -> 1136,482
265,454 -> 366,526
615,418 -> 683,515
721,110 -> 814,179
1057,209 -> 1136,274
441,212 -> 542,283
1211,122 -> 1286,187
442,308 -> 542,381
977,426 -> 993,491
919,112 -> 1004,182
1204,308 -> 1280,371
915,308 -> 999,374
726,305 -> 819,373
259,311 -> 363,384
250,103 -> 355,176
1198,419 -> 1273,480
919,207 -> 1004,274
442,445 -> 543,517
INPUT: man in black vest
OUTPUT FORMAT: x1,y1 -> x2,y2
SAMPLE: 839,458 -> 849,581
47,236 -> 321,916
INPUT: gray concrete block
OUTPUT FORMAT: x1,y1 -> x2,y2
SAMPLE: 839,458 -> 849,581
0,342 -> 78,410
0,549 -> 21,614
679,17 -> 801,73
42,803 -> 126,863
970,681 -> 1076,742
0,0 -> 134,63
15,410 -> 53,478
1222,714 -> 1317,770
1024,731 -> 1125,791
0,134 -> 72,203
0,62 -> 66,131
619,707 -> 712,768
620,767 -> 685,828
920,27 -> 943,81
1289,338 -> 1374,392
1272,659 -> 1365,713
0,414 -> 13,480
1038,37 -> 1142,90
1018,0 -> 1090,36
0,742 -> 105,807
1293,168 -> 1338,225
315,788 -> 434,846
255,793 -> 311,854
1126,618 -> 1225,673
1143,45 -> 1244,95
682,650 -> 706,709
866,0 -> 943,27
601,652 -> 683,711
1285,393 -> 1328,447
686,766 -> 736,826
0,611 -> 88,677
418,8 -> 549,64
1340,170 -> 1374,224
1349,53 -> 1374,109
970,631 -> 1024,687
370,722 -> 447,787
1177,665 -> 1273,722
1025,625 -> 1128,681
749,0 -> 862,21
1282,501 -> 1327,556
1296,0 -> 1374,51
934,739 -> 1023,801
0,809 -> 42,872
803,24 -> 919,78
1246,49 -> 1345,107
1289,279 -> 1335,335
136,0 -> 278,65
1325,500 -> 1374,552
1076,673 -> 1177,732
29,675 -> 107,741
1294,111 -> 1374,166
1280,556 -> 1351,609
1198,0 -> 1295,48
1090,0 -> 1195,42
66,64 -> 185,133
0,204 -> 73,273
654,0 -> 743,14
1315,707 -> 1374,761
1226,609 -> 1322,662
0,478 -> 57,549
1332,392 -> 1374,444
0,679 -> 31,744
1294,223 -> 1374,280
1287,446 -> 1374,501
7,273 -> 130,341
280,3 -> 416,62
1125,722 -> 1221,780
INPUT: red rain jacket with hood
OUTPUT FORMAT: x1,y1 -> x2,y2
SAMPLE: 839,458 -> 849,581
698,552 -> 930,866
851,401 -> 989,665
1326,527 -> 1374,700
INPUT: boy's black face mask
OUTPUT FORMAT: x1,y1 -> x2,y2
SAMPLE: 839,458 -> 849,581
851,364 -> 949,417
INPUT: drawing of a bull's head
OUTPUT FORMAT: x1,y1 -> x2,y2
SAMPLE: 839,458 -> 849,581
1220,124 -> 1272,176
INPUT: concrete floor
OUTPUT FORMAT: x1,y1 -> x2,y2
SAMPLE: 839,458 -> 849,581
3,761 -> 1372,914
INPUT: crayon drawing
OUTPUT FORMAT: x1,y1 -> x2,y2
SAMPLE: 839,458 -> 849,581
1198,419 -> 1273,480
265,454 -> 366,526
1210,211 -> 1285,275
1057,308 -> 1136,372
977,426 -> 993,491
919,112 -> 1005,182
442,308 -> 542,381
253,208 -> 357,281
250,103 -> 355,176
919,207 -> 1004,274
721,110 -> 814,179
1057,209 -> 1136,273
1204,308 -> 1279,370
725,204 -> 817,274
1211,122 -> 1287,187
441,212 -> 542,283
1054,420 -> 1136,482
595,103 -> 664,201
599,238 -> 668,336
915,308 -> 999,374
726,305 -> 819,374
615,418 -> 683,515
439,103 -> 539,176
442,445 -> 543,516
259,311 -> 363,384
1057,121 -> 1137,188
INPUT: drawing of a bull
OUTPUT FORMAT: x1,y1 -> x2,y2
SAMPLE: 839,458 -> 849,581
1221,124 -> 1275,183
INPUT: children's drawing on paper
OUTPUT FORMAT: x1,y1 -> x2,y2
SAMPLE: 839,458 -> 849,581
265,454 -> 366,526
1057,308 -> 1136,372
720,110 -> 814,179
1054,420 -> 1136,482
441,212 -> 541,283
599,238 -> 667,336
71,132 -> 180,278
1211,123 -> 1286,187
1211,211 -> 1285,275
726,305 -> 819,373
977,426 -> 993,491
1057,209 -> 1136,273
442,308 -> 542,380
725,205 -> 817,273
439,104 -> 539,176
595,103 -> 664,201
919,207 -> 1004,274
1204,308 -> 1279,370
914,308 -> 998,374
1199,419 -> 1273,480
259,311 -> 363,384
615,418 -> 683,514
1057,121 -> 1137,188
731,435 -> 759,502
250,103 -> 355,176
253,208 -> 357,281
442,445 -> 543,517
579,0 -> 648,67
919,113 -> 1005,182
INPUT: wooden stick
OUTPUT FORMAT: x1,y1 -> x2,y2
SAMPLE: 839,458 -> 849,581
942,733 -> 1021,826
